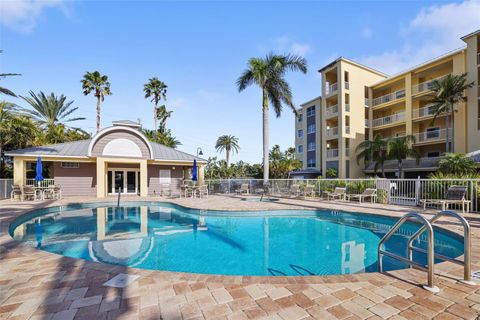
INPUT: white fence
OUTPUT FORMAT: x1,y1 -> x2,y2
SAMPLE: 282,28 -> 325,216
0,179 -> 13,199
205,178 -> 480,212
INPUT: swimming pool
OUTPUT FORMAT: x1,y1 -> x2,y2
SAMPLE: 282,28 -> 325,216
9,202 -> 464,276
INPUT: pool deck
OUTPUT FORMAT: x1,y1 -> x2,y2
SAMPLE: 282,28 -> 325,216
1,195 -> 480,320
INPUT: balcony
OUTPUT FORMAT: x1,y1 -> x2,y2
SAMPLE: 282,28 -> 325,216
412,74 -> 449,95
345,82 -> 350,90
365,98 -> 370,107
365,119 -> 370,127
326,83 -> 338,95
345,126 -> 350,134
345,148 -> 350,157
414,128 -> 452,144
327,149 -> 339,158
325,104 -> 338,118
372,112 -> 406,128
345,104 -> 350,112
412,104 -> 442,119
372,89 -> 406,107
326,127 -> 339,138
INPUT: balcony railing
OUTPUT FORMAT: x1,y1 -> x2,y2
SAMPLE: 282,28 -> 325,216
325,104 -> 338,117
345,82 -> 350,90
345,148 -> 350,157
326,82 -> 338,95
372,111 -> 406,128
412,74 -> 449,95
345,126 -> 350,134
412,104 -> 440,119
372,89 -> 406,107
414,128 -> 452,144
326,127 -> 339,137
365,119 -> 370,127
327,149 -> 339,158
365,98 -> 370,107
345,104 -> 350,112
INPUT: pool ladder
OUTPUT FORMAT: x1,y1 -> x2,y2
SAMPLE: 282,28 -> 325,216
378,211 -> 473,293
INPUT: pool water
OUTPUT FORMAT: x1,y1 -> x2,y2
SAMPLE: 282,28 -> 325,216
9,202 -> 464,276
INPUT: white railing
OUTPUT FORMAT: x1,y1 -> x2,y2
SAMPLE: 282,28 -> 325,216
345,148 -> 350,157
365,119 -> 370,127
205,178 -> 480,212
345,126 -> 350,134
25,179 -> 55,187
345,104 -> 350,112
365,98 -> 370,107
412,104 -> 439,118
0,179 -> 13,199
372,89 -> 406,107
325,105 -> 338,117
326,127 -> 339,137
414,128 -> 452,144
327,149 -> 339,158
345,82 -> 350,90
326,82 -> 338,95
372,111 -> 406,127
412,74 -> 449,95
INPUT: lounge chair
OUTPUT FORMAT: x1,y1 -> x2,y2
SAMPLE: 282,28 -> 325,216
44,185 -> 62,200
324,187 -> 346,201
303,185 -> 315,198
199,185 -> 208,198
289,184 -> 301,197
420,185 -> 471,213
236,184 -> 249,195
347,188 -> 377,203
11,185 -> 22,200
22,185 -> 39,201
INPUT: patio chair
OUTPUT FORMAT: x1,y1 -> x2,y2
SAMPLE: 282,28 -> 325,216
347,188 -> 377,203
235,184 -> 249,195
44,185 -> 62,200
420,185 -> 471,213
303,185 -> 315,198
323,187 -> 346,201
11,185 -> 22,200
289,184 -> 301,197
22,185 -> 39,201
199,185 -> 209,198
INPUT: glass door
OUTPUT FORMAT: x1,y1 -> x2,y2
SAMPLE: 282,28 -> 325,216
114,171 -> 124,193
126,171 -> 137,194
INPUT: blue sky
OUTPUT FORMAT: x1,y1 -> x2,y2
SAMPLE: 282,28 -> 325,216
1,0 -> 479,163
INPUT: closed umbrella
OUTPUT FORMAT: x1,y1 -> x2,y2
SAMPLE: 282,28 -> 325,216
192,159 -> 198,185
35,156 -> 44,184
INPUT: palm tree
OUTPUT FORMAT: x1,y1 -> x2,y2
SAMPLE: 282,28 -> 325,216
237,53 -> 307,182
81,71 -> 112,132
144,77 -> 168,130
20,91 -> 85,143
143,129 -> 181,149
0,51 -> 21,97
428,73 -> 474,152
387,135 -> 420,178
355,134 -> 388,177
438,153 -> 476,176
215,135 -> 240,168
156,105 -> 173,134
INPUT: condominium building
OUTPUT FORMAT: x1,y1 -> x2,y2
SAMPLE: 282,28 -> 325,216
294,29 -> 480,178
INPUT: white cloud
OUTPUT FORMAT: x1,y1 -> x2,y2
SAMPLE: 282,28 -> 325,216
259,34 -> 312,57
356,0 -> 480,75
361,27 -> 373,39
0,0 -> 68,34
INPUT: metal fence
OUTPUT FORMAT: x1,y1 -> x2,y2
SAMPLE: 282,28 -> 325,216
0,179 -> 13,199
206,178 -> 480,212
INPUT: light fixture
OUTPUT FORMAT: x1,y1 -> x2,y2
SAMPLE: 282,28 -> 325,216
196,147 -> 203,156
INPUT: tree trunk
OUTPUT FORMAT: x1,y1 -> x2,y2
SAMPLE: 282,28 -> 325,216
226,148 -> 230,168
262,88 -> 269,184
445,113 -> 450,153
154,102 -> 158,131
450,103 -> 455,153
381,161 -> 385,178
96,96 -> 101,133
398,159 -> 403,178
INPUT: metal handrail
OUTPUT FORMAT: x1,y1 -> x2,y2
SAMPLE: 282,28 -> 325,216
378,212 -> 438,292
407,210 -> 472,283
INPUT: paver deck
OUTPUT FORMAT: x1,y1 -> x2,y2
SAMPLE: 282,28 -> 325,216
1,195 -> 480,319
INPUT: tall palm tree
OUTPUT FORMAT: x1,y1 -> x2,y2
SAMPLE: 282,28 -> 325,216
387,135 -> 420,178
428,73 -> 474,152
20,91 -> 85,143
355,134 -> 388,177
0,51 -> 21,97
237,53 -> 307,182
143,129 -> 181,149
215,135 -> 240,168
81,71 -> 112,132
156,105 -> 173,134
144,77 -> 168,130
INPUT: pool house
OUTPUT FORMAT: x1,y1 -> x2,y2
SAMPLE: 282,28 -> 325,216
6,120 -> 207,198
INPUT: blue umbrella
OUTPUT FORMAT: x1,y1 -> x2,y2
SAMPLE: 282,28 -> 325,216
192,159 -> 198,183
35,156 -> 44,182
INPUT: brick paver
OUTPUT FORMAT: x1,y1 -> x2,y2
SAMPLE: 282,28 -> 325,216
1,195 -> 480,319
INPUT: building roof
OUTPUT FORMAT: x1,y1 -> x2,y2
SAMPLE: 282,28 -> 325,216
300,96 -> 322,107
317,57 -> 388,77
111,120 -> 142,128
461,29 -> 480,41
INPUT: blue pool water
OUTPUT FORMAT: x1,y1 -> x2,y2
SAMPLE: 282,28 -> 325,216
9,202 -> 464,276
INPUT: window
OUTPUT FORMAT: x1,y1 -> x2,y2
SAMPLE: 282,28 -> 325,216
307,159 -> 316,168
297,129 -> 303,138
426,127 -> 440,139
297,145 -> 303,153
61,162 -> 79,168
307,123 -> 316,134
298,114 -> 303,122
307,106 -> 316,117
427,151 -> 440,158
159,169 -> 171,184
307,142 -> 316,151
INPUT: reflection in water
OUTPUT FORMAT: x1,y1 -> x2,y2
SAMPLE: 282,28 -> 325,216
11,204 -> 464,276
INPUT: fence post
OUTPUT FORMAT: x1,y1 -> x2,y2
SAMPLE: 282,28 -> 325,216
415,177 -> 420,206
470,180 -> 474,212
